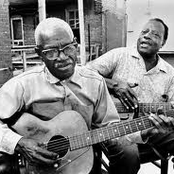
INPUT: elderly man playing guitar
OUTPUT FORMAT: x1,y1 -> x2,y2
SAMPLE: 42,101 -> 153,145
0,17 -> 173,174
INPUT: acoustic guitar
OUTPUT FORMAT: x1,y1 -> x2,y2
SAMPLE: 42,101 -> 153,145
11,109 -> 174,174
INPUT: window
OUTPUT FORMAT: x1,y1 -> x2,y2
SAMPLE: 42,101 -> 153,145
66,9 -> 80,43
66,9 -> 79,29
11,17 -> 24,46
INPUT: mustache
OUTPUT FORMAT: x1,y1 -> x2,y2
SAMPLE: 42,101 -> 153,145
54,57 -> 76,68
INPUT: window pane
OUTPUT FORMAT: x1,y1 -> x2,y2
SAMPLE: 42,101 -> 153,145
69,20 -> 75,28
76,11 -> 79,18
69,11 -> 74,19
13,19 -> 22,40
76,20 -> 79,28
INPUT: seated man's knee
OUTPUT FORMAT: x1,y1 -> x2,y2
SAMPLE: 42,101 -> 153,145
121,144 -> 140,164
103,141 -> 140,174
103,140 -> 139,163
0,163 -> 13,174
0,154 -> 16,174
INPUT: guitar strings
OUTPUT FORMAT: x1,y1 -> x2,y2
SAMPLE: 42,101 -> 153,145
46,116 -> 153,153
116,102 -> 170,112
48,116 -> 151,148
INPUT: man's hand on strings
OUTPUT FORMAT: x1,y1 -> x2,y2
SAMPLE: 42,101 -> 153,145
15,137 -> 58,166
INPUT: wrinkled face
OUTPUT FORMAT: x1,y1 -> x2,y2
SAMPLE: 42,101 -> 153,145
137,20 -> 165,57
40,29 -> 77,80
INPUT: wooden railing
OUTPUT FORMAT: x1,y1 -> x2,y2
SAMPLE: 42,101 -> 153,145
11,44 -> 100,75
11,45 -> 42,75
77,43 -> 100,64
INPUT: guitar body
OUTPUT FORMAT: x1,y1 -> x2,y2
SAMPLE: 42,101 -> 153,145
11,100 -> 169,174
12,111 -> 94,174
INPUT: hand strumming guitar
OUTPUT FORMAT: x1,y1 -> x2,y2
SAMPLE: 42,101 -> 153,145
105,78 -> 138,110
15,137 -> 58,166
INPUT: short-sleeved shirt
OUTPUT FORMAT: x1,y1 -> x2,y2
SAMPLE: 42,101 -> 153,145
87,46 -> 174,103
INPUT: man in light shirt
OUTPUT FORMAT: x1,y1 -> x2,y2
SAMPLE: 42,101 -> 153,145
87,18 -> 174,173
0,17 -> 173,174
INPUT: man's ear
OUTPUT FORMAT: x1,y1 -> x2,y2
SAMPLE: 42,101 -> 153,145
73,37 -> 78,48
35,46 -> 41,56
162,39 -> 166,47
35,46 -> 44,61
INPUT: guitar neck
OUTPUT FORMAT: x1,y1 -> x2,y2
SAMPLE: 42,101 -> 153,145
115,102 -> 172,113
69,116 -> 152,151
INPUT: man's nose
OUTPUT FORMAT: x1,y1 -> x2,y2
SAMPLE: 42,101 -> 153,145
58,51 -> 68,60
144,32 -> 151,38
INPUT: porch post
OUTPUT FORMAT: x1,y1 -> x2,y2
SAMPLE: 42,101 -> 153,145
38,0 -> 46,22
78,0 -> 86,65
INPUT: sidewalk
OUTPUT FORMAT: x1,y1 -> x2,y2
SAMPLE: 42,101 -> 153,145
138,158 -> 173,174
102,154 -> 174,174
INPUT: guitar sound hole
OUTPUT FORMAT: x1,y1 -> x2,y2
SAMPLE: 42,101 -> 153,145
47,135 -> 69,158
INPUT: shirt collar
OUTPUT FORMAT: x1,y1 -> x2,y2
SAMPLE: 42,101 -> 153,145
44,65 -> 82,86
156,56 -> 168,73
130,46 -> 167,73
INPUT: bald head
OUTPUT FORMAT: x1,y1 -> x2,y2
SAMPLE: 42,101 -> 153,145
35,18 -> 74,46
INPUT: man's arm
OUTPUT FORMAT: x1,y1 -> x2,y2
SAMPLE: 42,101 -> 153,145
0,80 -> 57,165
0,79 -> 24,154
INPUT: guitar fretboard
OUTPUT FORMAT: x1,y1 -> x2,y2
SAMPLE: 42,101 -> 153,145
115,102 -> 172,113
69,116 -> 151,151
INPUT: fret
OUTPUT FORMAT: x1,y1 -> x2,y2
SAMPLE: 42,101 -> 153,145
143,117 -> 152,128
81,133 -> 87,147
115,103 -> 133,113
99,129 -> 106,142
102,126 -> 110,140
111,124 -> 120,138
140,116 -> 146,129
117,122 -> 126,136
135,118 -> 146,131
76,134 -> 85,149
69,135 -> 80,150
84,132 -> 92,146
137,103 -> 172,114
129,120 -> 139,132
70,132 -> 91,150
122,121 -> 132,134
91,129 -> 101,145
69,136 -> 76,150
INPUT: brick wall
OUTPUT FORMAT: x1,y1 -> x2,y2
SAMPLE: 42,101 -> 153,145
84,0 -> 102,55
101,0 -> 127,53
23,16 -> 36,45
0,0 -> 13,86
